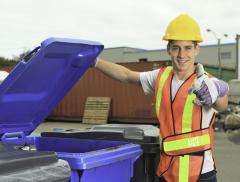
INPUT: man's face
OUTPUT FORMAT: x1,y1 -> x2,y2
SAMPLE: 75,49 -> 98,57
167,40 -> 200,73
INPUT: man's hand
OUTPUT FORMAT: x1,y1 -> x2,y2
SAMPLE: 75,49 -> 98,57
189,76 -> 219,106
189,63 -> 219,106
91,57 -> 100,67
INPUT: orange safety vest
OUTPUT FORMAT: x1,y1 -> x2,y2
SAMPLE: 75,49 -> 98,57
155,66 -> 216,182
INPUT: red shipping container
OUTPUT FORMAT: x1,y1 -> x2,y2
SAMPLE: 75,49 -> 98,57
50,61 -> 171,123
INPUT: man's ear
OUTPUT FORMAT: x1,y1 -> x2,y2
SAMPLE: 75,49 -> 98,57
166,42 -> 171,55
195,45 -> 200,56
167,47 -> 171,55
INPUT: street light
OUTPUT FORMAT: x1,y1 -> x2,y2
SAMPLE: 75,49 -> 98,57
206,29 -> 228,79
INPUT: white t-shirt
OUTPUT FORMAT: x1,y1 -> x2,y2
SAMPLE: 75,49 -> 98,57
140,68 -> 184,100
139,68 -> 215,174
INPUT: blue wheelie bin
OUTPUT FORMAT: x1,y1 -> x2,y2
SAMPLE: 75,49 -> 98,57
42,124 -> 160,182
0,37 -> 142,182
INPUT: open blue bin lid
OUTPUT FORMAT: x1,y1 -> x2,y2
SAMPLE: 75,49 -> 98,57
0,37 -> 103,136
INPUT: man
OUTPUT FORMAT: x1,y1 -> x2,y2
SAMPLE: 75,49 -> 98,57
94,14 -> 228,182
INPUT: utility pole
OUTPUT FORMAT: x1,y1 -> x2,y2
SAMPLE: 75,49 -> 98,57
237,34 -> 240,80
206,29 -> 228,79
217,38 -> 222,78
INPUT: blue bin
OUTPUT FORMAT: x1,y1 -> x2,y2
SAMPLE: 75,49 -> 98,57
0,37 -> 142,182
35,137 -> 142,182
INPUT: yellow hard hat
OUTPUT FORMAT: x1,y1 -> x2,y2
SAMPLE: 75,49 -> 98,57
163,14 -> 203,42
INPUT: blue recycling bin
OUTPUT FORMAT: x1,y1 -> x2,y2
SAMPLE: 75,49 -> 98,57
35,137 -> 142,182
0,37 -> 142,182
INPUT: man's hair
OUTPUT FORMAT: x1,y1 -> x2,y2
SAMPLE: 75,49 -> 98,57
167,40 -> 198,50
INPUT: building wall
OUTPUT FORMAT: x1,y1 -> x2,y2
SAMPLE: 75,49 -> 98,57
99,47 -> 144,63
100,43 -> 236,69
198,44 -> 236,68
123,49 -> 169,62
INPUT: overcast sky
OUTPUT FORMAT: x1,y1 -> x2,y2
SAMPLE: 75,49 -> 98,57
0,0 -> 239,58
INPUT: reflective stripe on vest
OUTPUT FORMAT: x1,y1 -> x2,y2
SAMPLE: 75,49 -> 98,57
163,129 -> 211,156
180,84 -> 197,182
180,92 -> 195,182
155,66 -> 172,118
182,94 -> 196,132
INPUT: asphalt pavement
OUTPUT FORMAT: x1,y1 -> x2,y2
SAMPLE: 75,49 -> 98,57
214,131 -> 240,182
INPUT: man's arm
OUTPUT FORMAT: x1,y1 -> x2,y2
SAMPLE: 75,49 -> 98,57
95,58 -> 140,85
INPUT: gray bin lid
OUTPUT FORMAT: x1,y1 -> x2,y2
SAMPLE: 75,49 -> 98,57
90,124 -> 160,140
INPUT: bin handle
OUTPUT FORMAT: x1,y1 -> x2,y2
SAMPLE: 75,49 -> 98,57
1,132 -> 26,141
1,132 -> 35,145
19,46 -> 41,62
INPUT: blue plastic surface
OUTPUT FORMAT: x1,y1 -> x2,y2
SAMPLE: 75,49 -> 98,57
0,37 -> 103,136
35,137 -> 142,182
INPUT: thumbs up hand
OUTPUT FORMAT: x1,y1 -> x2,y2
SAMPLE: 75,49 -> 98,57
189,63 -> 219,106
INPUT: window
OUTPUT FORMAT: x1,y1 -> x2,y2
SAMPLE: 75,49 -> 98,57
221,52 -> 231,59
139,58 -> 148,62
